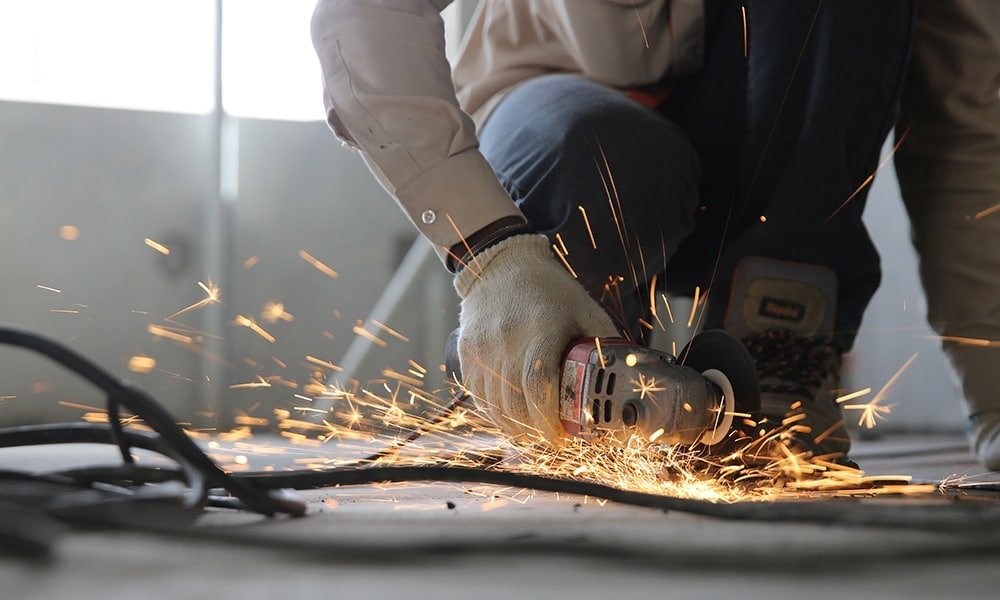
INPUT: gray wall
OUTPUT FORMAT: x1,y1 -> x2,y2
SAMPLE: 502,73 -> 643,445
0,101 -> 212,423
0,100 -> 419,426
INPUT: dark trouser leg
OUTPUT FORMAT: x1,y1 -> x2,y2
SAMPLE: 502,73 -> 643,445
663,0 -> 916,352
478,74 -> 701,342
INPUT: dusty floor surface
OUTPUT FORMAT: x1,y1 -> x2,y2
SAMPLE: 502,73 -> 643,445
1,432 -> 998,600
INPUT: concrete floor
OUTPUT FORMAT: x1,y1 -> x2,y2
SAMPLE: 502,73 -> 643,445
2,432 -> 999,600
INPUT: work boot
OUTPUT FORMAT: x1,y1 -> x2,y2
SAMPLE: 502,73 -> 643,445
969,410 -> 1000,471
723,257 -> 852,462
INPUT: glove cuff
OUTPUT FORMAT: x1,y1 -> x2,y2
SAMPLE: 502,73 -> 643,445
454,234 -> 552,298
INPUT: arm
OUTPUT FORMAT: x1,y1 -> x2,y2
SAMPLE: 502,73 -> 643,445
310,0 -> 619,442
310,0 -> 525,267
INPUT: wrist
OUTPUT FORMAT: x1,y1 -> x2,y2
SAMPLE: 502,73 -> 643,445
447,216 -> 534,272
453,233 -> 552,298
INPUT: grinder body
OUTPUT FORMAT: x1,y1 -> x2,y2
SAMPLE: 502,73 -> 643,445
446,329 -> 759,448
560,338 -> 732,445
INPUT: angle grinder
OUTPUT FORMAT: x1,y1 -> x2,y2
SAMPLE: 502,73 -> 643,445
446,329 -> 760,447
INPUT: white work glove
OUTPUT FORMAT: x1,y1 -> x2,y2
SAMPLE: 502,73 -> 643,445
454,234 -> 618,443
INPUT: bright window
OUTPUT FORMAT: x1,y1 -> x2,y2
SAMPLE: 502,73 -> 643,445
221,0 -> 322,121
0,0 -> 467,121
221,1 -> 464,122
0,0 -> 216,114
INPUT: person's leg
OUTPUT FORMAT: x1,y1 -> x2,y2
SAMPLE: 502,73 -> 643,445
478,74 -> 701,342
896,0 -> 1000,470
664,0 -> 917,353
658,0 -> 915,460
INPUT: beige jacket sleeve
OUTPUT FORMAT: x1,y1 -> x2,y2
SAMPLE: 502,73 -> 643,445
310,0 -> 524,263
895,0 -> 1000,416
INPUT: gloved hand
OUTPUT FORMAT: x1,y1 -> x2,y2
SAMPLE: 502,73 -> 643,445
454,234 -> 618,443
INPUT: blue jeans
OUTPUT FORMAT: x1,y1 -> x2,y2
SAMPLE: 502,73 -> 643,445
478,0 -> 915,351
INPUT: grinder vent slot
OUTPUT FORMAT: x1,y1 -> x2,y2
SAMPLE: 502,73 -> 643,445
603,399 -> 613,423
606,372 -> 617,395
594,368 -> 605,393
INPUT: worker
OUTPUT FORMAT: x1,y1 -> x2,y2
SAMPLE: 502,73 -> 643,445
311,1 -> 998,470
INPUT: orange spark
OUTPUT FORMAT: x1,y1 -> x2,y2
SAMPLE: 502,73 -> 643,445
230,376 -> 271,390
383,369 -> 424,387
974,203 -> 1000,220
578,206 -> 598,249
445,213 -> 484,276
298,250 -> 338,279
632,373 -> 665,400
59,225 -> 80,241
261,301 -> 294,324
167,280 -> 221,320
372,320 -> 410,343
594,337 -> 606,369
353,324 -> 387,347
660,293 -> 675,324
144,238 -> 171,255
630,1 -> 650,49
595,141 -> 641,291
924,335 -> 998,348
813,419 -> 845,444
872,352 -> 918,403
147,325 -> 193,344
552,244 -> 578,278
741,5 -> 749,58
835,387 -> 871,404
127,355 -> 157,374
827,123 -> 910,222
648,274 -> 665,330
306,355 -> 343,372
686,286 -> 701,328
844,353 -> 917,428
555,233 -> 569,256
235,314 -> 276,343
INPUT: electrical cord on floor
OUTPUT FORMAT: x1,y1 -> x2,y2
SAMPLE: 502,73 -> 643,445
6,450 -> 998,532
0,325 -> 305,518
1,324 -> 1000,560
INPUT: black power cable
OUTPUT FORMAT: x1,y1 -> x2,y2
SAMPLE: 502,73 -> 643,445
0,325 -> 304,517
4,428 -> 998,533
